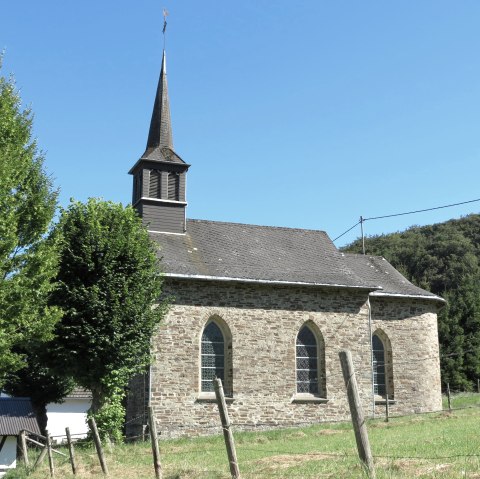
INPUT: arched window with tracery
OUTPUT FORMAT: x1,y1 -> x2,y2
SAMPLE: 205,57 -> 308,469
372,331 -> 394,398
372,334 -> 386,395
296,325 -> 320,394
201,319 -> 233,396
201,322 -> 224,392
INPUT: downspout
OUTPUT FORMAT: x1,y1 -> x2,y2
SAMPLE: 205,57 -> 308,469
148,364 -> 152,408
184,173 -> 187,233
367,296 -> 375,418
147,337 -> 153,433
148,334 -> 154,408
361,216 -> 374,415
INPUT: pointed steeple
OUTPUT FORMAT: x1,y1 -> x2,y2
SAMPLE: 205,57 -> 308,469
144,50 -> 174,156
129,47 -> 190,235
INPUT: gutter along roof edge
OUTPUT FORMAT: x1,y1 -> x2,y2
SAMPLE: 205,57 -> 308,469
163,273 -> 382,291
369,291 -> 445,303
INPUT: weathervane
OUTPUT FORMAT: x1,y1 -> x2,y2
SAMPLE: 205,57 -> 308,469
163,8 -> 169,49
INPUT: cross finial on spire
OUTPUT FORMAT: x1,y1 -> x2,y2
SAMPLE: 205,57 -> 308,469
163,8 -> 169,48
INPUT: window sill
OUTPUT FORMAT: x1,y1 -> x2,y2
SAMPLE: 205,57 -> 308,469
292,394 -> 328,404
374,396 -> 395,406
196,393 -> 234,403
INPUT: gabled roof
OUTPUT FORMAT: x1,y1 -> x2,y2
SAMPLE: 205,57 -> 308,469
151,219 -> 378,290
150,219 -> 443,302
0,398 -> 40,436
343,253 -> 444,302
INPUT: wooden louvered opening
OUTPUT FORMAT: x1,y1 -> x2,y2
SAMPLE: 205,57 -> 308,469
168,172 -> 180,201
133,172 -> 143,202
149,170 -> 161,199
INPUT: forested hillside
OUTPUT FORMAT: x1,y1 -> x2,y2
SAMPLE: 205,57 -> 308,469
343,214 -> 480,391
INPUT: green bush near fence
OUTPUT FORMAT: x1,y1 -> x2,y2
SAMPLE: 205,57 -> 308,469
8,393 -> 480,479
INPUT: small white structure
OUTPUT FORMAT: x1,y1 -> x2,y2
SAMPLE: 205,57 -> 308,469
46,388 -> 92,443
0,398 -> 40,477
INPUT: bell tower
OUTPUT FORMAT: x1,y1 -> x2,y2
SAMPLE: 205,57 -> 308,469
129,50 -> 190,234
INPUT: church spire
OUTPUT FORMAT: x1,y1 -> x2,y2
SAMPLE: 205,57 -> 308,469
129,43 -> 190,235
145,50 -> 174,155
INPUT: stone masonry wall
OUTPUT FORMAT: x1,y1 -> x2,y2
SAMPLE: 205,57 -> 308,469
370,296 -> 443,416
126,279 -> 442,438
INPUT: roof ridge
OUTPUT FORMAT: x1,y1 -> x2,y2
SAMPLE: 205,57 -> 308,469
187,218 -> 329,235
343,252 -> 386,260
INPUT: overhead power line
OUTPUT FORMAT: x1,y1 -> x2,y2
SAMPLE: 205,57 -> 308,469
332,221 -> 361,242
333,197 -> 480,243
364,197 -> 480,221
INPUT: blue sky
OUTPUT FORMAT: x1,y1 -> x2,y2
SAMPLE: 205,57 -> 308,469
2,1 -> 480,247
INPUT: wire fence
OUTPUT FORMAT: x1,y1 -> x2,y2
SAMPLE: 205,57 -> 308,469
21,389 -> 480,478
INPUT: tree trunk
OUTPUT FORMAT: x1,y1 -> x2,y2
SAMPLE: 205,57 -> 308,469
31,400 -> 48,436
89,386 -> 104,415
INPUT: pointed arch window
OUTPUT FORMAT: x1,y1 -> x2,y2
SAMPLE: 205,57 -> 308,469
296,326 -> 319,394
372,334 -> 386,396
201,322 -> 225,393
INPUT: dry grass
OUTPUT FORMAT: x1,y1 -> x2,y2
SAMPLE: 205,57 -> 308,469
8,394 -> 480,479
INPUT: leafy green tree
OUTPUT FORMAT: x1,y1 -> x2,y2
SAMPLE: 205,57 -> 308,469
49,198 -> 167,440
0,61 -> 60,386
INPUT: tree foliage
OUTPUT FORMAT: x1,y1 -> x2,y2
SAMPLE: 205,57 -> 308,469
343,214 -> 480,390
49,198 -> 167,439
0,62 -> 60,386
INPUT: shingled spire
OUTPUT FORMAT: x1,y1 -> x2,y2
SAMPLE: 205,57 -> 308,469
129,47 -> 190,234
144,50 -> 174,156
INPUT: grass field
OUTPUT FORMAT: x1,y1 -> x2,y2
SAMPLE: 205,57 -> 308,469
8,393 -> 480,479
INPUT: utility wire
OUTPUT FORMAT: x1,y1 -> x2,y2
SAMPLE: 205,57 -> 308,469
333,197 -> 480,243
332,221 -> 361,242
364,197 -> 480,221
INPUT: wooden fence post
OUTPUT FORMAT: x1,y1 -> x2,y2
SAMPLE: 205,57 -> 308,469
339,350 -> 376,479
148,406 -> 163,479
65,427 -> 77,475
45,430 -> 54,477
19,430 -> 29,467
213,377 -> 241,479
88,417 -> 109,476
33,442 -> 48,470
447,383 -> 452,411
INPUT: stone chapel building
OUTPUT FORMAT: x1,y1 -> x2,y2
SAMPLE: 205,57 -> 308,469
125,50 -> 444,439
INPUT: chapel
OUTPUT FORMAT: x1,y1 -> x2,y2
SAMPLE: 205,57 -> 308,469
125,50 -> 444,439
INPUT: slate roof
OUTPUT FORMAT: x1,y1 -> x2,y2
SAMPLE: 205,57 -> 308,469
128,49 -> 186,174
343,253 -> 444,301
151,219 -> 443,302
141,146 -> 186,164
0,398 -> 40,436
152,219 -> 376,290
145,50 -> 174,153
